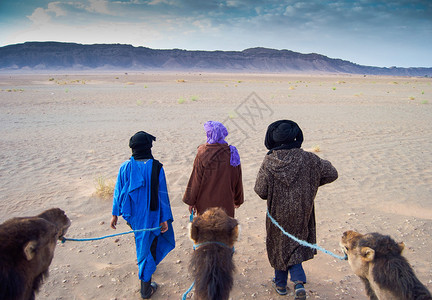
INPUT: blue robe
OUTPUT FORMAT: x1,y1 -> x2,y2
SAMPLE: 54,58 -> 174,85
112,157 -> 175,282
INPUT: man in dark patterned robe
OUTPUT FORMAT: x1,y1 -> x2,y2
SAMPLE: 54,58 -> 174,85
254,120 -> 338,299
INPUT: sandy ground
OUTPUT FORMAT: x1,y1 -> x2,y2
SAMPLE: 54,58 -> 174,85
0,72 -> 431,300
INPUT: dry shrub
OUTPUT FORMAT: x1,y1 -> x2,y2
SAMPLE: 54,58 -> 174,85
312,145 -> 321,152
95,176 -> 115,200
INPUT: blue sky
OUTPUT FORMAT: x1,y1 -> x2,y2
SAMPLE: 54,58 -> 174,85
0,0 -> 431,67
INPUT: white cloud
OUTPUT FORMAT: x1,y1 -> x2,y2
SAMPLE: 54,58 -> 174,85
27,7 -> 52,25
27,2 -> 67,25
225,0 -> 241,7
47,2 -> 67,17
284,6 -> 295,16
86,0 -> 115,15
293,2 -> 307,9
27,0 -> 119,25
254,7 -> 263,14
148,0 -> 176,5
192,19 -> 212,31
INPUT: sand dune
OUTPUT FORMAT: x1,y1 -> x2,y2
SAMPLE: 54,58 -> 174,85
1,72 -> 431,299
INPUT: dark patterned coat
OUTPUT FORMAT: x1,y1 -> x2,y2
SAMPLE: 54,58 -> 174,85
254,148 -> 338,270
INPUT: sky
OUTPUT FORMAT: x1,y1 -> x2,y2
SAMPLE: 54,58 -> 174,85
0,0 -> 431,68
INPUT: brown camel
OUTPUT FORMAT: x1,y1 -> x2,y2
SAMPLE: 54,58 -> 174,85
0,208 -> 71,300
189,207 -> 239,300
341,230 -> 432,300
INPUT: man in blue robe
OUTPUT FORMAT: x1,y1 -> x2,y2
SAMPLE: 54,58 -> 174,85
110,131 -> 175,299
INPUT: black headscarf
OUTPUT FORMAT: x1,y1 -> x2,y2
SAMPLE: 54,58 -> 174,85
264,120 -> 303,154
129,131 -> 162,211
129,131 -> 156,160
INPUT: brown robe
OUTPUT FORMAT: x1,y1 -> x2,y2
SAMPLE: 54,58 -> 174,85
254,148 -> 338,270
183,143 -> 244,217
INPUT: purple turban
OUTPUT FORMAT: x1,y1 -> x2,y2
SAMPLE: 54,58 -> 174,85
204,121 -> 240,167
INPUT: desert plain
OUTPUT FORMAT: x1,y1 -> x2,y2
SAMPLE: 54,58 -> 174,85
0,72 -> 431,299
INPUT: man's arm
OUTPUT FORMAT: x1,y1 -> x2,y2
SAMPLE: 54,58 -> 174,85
254,160 -> 269,200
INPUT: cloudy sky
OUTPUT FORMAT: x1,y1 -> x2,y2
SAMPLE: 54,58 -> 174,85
0,0 -> 431,67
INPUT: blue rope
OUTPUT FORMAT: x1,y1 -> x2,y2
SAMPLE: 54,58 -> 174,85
182,281 -> 195,300
61,226 -> 162,243
266,210 -> 346,260
193,241 -> 232,251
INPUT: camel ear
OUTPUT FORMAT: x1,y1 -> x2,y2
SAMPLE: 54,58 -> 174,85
398,242 -> 405,253
230,220 -> 239,241
360,247 -> 375,262
230,224 -> 239,241
24,240 -> 38,261
190,222 -> 199,242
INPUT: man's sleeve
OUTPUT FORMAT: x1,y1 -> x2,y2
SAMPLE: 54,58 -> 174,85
254,159 -> 269,200
112,165 -> 125,216
319,159 -> 338,186
158,167 -> 173,223
182,153 -> 203,206
234,165 -> 244,206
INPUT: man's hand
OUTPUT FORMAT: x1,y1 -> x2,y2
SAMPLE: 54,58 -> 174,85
160,221 -> 168,233
188,205 -> 196,214
110,215 -> 118,229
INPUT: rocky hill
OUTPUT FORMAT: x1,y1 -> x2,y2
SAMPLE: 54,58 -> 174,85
0,42 -> 431,76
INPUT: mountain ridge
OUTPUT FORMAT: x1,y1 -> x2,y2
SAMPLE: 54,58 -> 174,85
0,41 -> 431,76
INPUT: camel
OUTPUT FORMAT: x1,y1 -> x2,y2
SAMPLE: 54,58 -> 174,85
189,207 -> 239,300
341,230 -> 432,300
0,208 -> 71,300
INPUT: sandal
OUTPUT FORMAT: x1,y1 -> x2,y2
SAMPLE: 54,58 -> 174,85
141,282 -> 158,299
294,283 -> 306,300
272,278 -> 288,295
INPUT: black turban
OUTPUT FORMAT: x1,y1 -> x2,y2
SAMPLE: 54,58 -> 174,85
129,131 -> 156,160
264,120 -> 303,154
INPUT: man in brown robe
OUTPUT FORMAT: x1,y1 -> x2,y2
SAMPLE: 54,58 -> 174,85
183,121 -> 244,218
254,120 -> 338,299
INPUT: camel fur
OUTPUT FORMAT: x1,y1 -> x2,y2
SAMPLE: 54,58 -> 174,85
0,208 -> 70,300
341,230 -> 431,300
189,207 -> 239,300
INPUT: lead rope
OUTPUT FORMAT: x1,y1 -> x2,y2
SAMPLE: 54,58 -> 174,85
266,209 -> 346,260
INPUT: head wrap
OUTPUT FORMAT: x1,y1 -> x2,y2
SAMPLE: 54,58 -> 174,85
204,121 -> 229,144
129,131 -> 156,160
264,120 -> 303,154
204,121 -> 240,167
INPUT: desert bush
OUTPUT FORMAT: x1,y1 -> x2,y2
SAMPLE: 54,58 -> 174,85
95,176 -> 115,200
